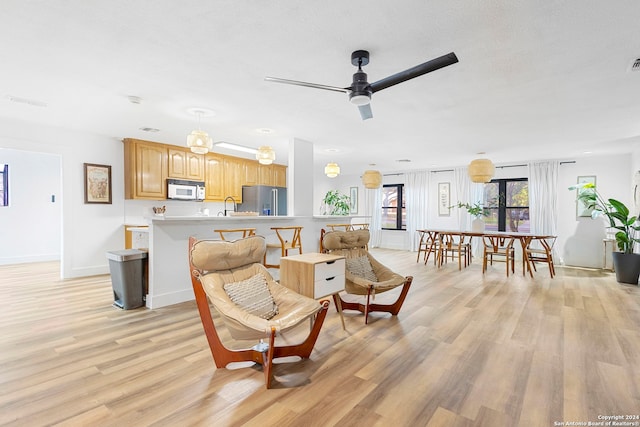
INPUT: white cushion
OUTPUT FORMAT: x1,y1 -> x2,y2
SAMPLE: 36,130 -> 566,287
223,274 -> 279,320
346,256 -> 378,282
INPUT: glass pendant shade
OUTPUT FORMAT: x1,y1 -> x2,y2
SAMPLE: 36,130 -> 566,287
468,158 -> 495,183
324,162 -> 340,178
362,170 -> 382,189
256,146 -> 276,165
186,130 -> 213,154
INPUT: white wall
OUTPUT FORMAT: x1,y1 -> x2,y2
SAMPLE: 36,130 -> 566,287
0,117 -> 124,278
0,148 -> 62,264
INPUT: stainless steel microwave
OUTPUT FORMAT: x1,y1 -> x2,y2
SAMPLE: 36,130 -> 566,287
166,179 -> 205,201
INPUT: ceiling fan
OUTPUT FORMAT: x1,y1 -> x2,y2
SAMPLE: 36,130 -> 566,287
265,50 -> 458,120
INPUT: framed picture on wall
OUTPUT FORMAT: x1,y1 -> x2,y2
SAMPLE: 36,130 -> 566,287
350,186 -> 358,214
84,163 -> 112,204
576,175 -> 596,218
438,182 -> 450,216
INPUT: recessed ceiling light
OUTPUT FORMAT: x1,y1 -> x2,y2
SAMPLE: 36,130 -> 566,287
325,148 -> 341,153
256,128 -> 274,134
583,151 -> 592,154
140,127 -> 159,132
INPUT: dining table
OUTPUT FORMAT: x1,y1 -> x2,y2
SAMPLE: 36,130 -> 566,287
416,229 -> 557,276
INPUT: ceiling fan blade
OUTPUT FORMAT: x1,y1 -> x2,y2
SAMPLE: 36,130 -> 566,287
369,52 -> 458,93
264,77 -> 349,93
358,103 -> 373,120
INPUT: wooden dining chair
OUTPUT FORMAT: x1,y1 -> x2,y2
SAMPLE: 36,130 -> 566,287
439,232 -> 471,270
264,226 -> 303,269
482,235 -> 515,276
525,236 -> 556,278
417,230 -> 440,265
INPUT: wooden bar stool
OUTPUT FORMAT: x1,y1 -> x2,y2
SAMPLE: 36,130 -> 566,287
351,223 -> 369,230
326,223 -> 353,231
213,228 -> 256,241
264,226 -> 303,269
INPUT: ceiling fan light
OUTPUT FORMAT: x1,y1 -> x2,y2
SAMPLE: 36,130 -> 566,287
186,129 -> 213,154
468,158 -> 495,183
256,145 -> 276,165
324,162 -> 340,178
350,94 -> 371,106
362,170 -> 382,189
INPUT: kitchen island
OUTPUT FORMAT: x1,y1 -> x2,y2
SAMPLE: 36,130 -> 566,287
146,215 -> 368,308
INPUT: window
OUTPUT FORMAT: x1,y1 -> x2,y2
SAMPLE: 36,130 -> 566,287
0,164 -> 7,207
483,178 -> 529,232
382,184 -> 406,230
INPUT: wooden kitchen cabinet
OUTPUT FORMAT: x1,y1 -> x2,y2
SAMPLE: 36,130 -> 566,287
243,159 -> 259,186
223,157 -> 244,202
273,164 -> 286,187
204,153 -> 224,201
168,148 -> 204,181
124,138 -> 167,200
258,163 -> 287,186
124,137 -> 287,200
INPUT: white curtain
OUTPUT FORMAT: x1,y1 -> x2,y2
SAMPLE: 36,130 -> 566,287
406,170 -> 430,251
528,160 -> 559,259
528,161 -> 559,235
365,187 -> 383,248
453,166 -> 485,256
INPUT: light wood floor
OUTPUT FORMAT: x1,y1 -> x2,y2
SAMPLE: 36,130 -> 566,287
1,250 -> 639,427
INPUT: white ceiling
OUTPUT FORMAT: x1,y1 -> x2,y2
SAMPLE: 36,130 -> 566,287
1,1 -> 639,174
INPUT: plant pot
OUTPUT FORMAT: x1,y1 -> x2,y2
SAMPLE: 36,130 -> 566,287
471,218 -> 486,233
612,252 -> 640,285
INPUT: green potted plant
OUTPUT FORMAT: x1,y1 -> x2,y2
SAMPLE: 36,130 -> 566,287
569,182 -> 640,284
452,201 -> 489,232
322,190 -> 351,215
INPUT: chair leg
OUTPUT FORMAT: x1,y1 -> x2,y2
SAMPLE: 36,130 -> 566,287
262,327 -> 276,389
336,277 -> 413,324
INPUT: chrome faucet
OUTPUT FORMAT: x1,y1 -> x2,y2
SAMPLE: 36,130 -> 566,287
224,196 -> 237,216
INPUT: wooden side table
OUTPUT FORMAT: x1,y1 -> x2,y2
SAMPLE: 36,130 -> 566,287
280,253 -> 346,329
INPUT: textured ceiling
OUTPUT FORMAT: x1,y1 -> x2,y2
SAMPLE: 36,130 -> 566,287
1,1 -> 639,174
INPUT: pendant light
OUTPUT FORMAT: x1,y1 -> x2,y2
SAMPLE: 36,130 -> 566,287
324,162 -> 340,178
186,110 -> 213,154
362,170 -> 382,189
468,158 -> 495,183
256,146 -> 276,165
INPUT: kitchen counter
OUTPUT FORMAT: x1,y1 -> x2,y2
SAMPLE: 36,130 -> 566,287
145,215 -> 369,308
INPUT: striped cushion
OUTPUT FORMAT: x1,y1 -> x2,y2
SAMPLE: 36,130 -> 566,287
223,274 -> 278,320
346,256 -> 378,282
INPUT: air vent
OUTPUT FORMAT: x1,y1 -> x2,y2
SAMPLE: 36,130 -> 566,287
7,95 -> 47,107
139,127 -> 160,132
630,58 -> 640,71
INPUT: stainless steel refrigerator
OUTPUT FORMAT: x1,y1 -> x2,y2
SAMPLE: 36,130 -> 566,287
237,185 -> 287,216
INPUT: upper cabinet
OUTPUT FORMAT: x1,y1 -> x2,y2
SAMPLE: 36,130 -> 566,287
124,138 -> 286,201
258,163 -> 287,187
243,159 -> 259,186
223,157 -> 244,202
273,164 -> 286,187
168,148 -> 204,181
124,138 -> 167,200
204,153 -> 224,201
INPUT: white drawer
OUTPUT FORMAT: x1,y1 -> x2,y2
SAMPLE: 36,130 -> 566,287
314,258 -> 345,280
314,274 -> 345,298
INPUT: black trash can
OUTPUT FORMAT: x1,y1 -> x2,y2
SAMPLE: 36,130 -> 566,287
106,249 -> 147,309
